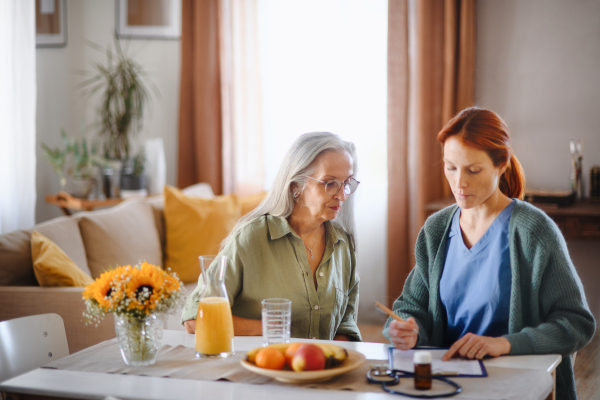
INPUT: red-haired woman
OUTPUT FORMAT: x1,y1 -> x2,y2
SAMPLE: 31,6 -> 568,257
384,107 -> 595,400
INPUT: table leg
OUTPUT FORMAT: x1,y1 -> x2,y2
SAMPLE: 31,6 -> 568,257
544,369 -> 556,400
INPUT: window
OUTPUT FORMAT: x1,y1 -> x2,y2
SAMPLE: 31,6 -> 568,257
257,0 -> 388,315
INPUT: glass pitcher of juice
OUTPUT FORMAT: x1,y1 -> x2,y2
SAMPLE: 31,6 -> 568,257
195,255 -> 234,358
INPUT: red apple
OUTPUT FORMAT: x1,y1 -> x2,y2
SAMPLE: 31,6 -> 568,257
291,344 -> 326,371
284,342 -> 303,369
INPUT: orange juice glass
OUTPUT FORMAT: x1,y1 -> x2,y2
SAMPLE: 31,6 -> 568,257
195,297 -> 234,356
195,255 -> 234,358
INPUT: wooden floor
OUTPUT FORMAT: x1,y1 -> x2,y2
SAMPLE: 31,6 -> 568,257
357,323 -> 600,400
574,332 -> 600,400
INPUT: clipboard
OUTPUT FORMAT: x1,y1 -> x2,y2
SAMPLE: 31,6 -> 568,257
388,347 -> 488,378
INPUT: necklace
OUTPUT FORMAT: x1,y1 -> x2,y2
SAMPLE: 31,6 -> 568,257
305,227 -> 320,260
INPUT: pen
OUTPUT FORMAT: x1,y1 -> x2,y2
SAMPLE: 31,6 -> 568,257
374,301 -> 405,322
374,301 -> 419,335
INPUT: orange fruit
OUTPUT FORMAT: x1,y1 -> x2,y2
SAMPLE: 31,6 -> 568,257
284,343 -> 303,369
255,347 -> 286,370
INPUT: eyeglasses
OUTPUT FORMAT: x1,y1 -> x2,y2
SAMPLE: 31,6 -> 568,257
305,176 -> 360,195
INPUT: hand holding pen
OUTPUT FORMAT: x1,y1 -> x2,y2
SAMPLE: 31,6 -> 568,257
375,301 -> 419,350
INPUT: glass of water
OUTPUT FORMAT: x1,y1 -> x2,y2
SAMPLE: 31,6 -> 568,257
261,298 -> 291,346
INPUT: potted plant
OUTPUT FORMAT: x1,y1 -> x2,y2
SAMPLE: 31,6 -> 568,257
65,134 -> 100,199
85,39 -> 152,160
82,36 -> 156,197
120,150 -> 147,197
41,130 -> 105,198
41,131 -> 68,192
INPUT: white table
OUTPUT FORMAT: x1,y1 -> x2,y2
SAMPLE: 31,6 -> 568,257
0,330 -> 561,400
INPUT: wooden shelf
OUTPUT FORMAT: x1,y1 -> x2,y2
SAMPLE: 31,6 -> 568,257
45,191 -> 124,216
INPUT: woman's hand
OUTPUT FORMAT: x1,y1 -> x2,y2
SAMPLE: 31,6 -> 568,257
388,317 -> 419,350
442,333 -> 511,360
184,319 -> 196,334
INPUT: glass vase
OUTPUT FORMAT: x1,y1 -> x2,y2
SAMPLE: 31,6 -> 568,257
114,314 -> 164,366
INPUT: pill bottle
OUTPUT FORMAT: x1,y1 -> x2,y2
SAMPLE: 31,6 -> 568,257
414,351 -> 432,390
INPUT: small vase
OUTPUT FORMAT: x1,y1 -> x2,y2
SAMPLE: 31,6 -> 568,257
114,314 -> 164,366
102,160 -> 122,199
68,177 -> 94,199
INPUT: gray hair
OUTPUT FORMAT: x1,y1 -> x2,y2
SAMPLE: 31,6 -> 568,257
222,132 -> 358,249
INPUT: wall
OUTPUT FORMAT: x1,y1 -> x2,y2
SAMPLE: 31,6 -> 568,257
36,0 -> 181,223
476,0 -> 600,318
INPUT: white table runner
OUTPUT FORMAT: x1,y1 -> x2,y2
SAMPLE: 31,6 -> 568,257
43,340 -> 552,399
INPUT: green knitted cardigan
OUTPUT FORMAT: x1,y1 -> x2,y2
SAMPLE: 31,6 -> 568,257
383,199 -> 595,400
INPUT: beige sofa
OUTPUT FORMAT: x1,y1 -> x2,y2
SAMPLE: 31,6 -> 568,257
0,184 -> 213,354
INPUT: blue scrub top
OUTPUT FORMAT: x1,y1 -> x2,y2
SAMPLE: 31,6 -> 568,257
440,200 -> 515,346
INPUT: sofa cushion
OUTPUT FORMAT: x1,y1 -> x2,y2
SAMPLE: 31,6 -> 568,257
31,231 -> 94,287
34,216 -> 92,277
146,184 -> 217,264
181,182 -> 216,198
0,216 -> 90,286
0,230 -> 37,286
146,194 -> 167,262
164,185 -> 240,283
77,199 -> 162,279
241,192 -> 266,216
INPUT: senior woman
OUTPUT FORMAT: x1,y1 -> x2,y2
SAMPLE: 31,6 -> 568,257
182,132 -> 362,341
384,107 -> 595,400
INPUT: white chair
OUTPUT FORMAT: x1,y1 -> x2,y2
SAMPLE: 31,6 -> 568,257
0,313 -> 69,383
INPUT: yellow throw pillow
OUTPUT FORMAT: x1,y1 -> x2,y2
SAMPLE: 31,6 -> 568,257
240,192 -> 267,216
164,185 -> 241,283
31,231 -> 94,287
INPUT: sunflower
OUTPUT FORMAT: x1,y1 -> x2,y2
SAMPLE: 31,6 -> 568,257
163,274 -> 180,293
82,261 -> 185,325
125,262 -> 165,313
82,266 -> 129,310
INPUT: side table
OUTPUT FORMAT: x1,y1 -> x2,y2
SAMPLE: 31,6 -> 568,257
45,191 -> 124,216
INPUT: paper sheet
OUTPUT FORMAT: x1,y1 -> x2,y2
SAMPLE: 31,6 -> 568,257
390,348 -> 486,376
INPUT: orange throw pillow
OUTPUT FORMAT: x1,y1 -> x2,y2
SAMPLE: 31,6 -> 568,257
240,192 -> 267,216
31,231 -> 94,287
164,185 -> 241,283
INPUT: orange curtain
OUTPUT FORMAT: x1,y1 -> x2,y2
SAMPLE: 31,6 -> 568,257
178,0 -> 224,194
387,0 -> 411,307
387,0 -> 475,306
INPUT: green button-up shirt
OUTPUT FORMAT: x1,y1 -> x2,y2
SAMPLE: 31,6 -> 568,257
181,214 -> 361,341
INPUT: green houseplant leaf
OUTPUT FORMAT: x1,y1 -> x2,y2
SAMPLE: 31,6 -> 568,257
41,129 -> 108,188
82,35 -> 157,161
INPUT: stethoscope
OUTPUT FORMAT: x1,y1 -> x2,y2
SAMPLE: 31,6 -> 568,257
367,364 -> 462,398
